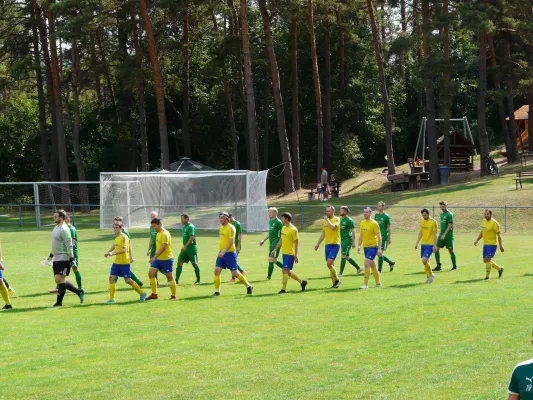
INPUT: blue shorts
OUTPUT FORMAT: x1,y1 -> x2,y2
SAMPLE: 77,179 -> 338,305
364,247 -> 379,261
0,269 -> 3,279
151,258 -> 174,274
421,245 -> 434,260
483,245 -> 497,259
282,255 -> 295,270
215,252 -> 238,271
325,244 -> 340,261
110,263 -> 131,278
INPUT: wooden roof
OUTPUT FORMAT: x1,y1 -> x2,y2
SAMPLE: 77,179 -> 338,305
510,105 -> 529,121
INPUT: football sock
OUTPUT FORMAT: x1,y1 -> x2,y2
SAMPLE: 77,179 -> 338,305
130,281 -> 143,295
289,271 -> 302,283
150,277 -> 158,295
74,270 -> 82,288
383,255 -> 394,265
371,266 -> 381,284
378,256 -> 384,272
348,258 -> 360,270
237,265 -> 244,273
424,262 -> 432,278
435,251 -> 441,264
56,283 -> 67,305
175,266 -> 183,283
491,261 -> 502,271
109,282 -> 116,300
169,280 -> 177,297
194,266 -> 201,282
329,267 -> 339,283
130,272 -> 143,286
340,259 -> 347,275
2,279 -> 10,289
485,262 -> 492,277
268,262 -> 275,279
214,275 -> 221,291
282,273 -> 289,290
364,267 -> 370,285
450,253 -> 457,267
275,261 -> 283,269
237,273 -> 250,287
65,281 -> 81,294
0,281 -> 10,305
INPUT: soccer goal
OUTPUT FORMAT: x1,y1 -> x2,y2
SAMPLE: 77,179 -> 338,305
99,170 -> 269,231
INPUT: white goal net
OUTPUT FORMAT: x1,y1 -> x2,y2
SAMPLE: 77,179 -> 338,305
100,171 -> 269,231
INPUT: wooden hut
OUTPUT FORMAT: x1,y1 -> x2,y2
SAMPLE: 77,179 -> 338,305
436,132 -> 476,171
509,105 -> 529,153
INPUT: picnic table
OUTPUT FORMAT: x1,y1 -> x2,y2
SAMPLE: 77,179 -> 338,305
513,170 -> 533,189
519,153 -> 533,169
388,172 -> 430,191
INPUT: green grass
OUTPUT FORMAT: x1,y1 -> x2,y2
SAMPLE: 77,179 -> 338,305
1,226 -> 532,399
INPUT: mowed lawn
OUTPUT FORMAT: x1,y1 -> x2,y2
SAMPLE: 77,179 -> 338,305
1,226 -> 532,399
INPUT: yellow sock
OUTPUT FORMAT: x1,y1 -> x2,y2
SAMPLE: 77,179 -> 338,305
150,277 -> 158,295
289,271 -> 302,283
109,282 -> 116,300
214,275 -> 221,290
329,267 -> 339,282
371,266 -> 381,284
364,268 -> 370,285
282,274 -> 289,290
130,281 -> 143,295
491,261 -> 502,271
0,281 -> 10,305
485,262 -> 492,277
169,280 -> 177,297
237,273 -> 250,286
424,262 -> 432,278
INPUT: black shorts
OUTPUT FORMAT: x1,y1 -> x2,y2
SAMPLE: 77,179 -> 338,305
321,184 -> 328,192
53,261 -> 71,276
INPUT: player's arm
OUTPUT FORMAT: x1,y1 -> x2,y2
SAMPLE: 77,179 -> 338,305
182,236 -> 194,252
497,231 -> 504,252
442,222 -> 453,239
377,231 -> 383,256
325,218 -> 338,230
314,232 -> 325,250
415,230 -> 422,249
105,244 -> 115,257
508,394 -> 519,400
294,238 -> 299,263
351,228 -> 357,248
432,228 -> 438,252
147,237 -> 152,256
237,232 -> 243,250
259,232 -> 269,246
62,229 -> 74,259
473,231 -> 483,246
387,222 -> 392,244
128,239 -> 134,263
271,238 -> 282,256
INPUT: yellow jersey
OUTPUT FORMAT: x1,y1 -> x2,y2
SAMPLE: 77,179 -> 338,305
359,219 -> 380,247
281,224 -> 298,256
219,223 -> 236,252
113,232 -> 130,264
322,216 -> 341,245
482,218 -> 500,245
419,218 -> 438,245
0,240 -> 3,262
155,228 -> 174,260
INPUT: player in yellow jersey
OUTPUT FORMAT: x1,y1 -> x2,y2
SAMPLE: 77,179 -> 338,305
474,209 -> 504,280
0,240 -> 13,310
314,206 -> 341,288
147,218 -> 178,300
271,212 -> 307,294
357,207 -> 382,289
104,222 -> 147,303
212,212 -> 252,296
414,208 -> 438,284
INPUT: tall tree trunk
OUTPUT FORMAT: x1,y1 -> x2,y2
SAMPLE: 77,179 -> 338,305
71,37 -> 89,211
308,0 -> 324,179
139,0 -> 170,169
182,1 -> 191,158
89,33 -> 103,105
291,16 -> 301,190
422,0 -> 438,184
240,0 -> 260,171
130,8 -> 149,171
46,3 -> 70,204
503,39 -> 519,161
323,14 -> 332,174
336,10 -> 345,92
478,34 -> 490,176
263,72 -> 270,170
224,67 -> 240,169
258,0 -> 295,192
367,0 -> 395,175
400,0 -> 407,32
442,0 -> 451,168
413,0 -> 425,125
31,3 -> 49,181
96,30 -> 117,110
487,35 -> 513,161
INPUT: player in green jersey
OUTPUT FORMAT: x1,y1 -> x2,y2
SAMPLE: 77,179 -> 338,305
228,213 -> 247,282
374,201 -> 395,273
146,211 -> 163,286
259,207 -> 284,280
432,201 -> 458,271
338,206 -> 362,276
176,213 -> 201,284
508,330 -> 533,400
49,215 -> 83,292
113,216 -> 144,287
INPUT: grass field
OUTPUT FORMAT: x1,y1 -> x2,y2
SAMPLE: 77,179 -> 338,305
1,225 -> 532,399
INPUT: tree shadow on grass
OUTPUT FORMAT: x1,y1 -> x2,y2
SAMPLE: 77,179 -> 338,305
182,295 -> 217,301
405,272 -> 426,276
522,273 -> 533,277
388,282 -> 425,289
250,288 -> 323,298
451,278 -> 485,284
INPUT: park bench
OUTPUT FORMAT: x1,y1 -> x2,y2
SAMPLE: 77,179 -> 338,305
519,153 -> 533,169
513,171 -> 533,189
387,173 -> 409,192
307,183 -> 319,200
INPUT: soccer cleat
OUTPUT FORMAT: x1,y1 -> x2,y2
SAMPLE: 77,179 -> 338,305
78,289 -> 85,304
194,281 -> 201,285
169,295 -> 178,300
140,292 -> 147,302
278,290 -> 286,294
49,288 -> 58,294
301,280 -> 308,292
378,268 -> 382,273
104,299 -> 117,304
427,275 -> 435,284
49,303 -> 62,308
432,264 -> 442,272
451,266 -> 457,271
246,285 -> 253,295
484,276 -> 490,280
498,267 -> 504,278
360,284 -> 368,289
331,280 -> 341,289
267,276 -> 272,280
8,287 -> 15,295
2,305 -> 12,310
146,293 -> 158,300
211,292 -> 220,297
356,268 -> 363,275
338,273 -> 343,277
374,283 -> 383,288
390,262 -> 396,272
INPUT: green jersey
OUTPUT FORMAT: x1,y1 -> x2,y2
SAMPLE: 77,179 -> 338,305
68,224 -> 78,257
440,210 -> 454,235
508,358 -> 533,399
340,216 -> 355,241
182,223 -> 197,246
122,227 -> 131,240
374,212 -> 391,239
231,220 -> 243,247
269,218 -> 283,245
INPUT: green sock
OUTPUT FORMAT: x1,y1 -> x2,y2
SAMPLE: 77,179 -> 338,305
237,264 -> 244,273
348,258 -> 360,270
130,271 -> 143,286
194,266 -> 201,282
267,262 -> 275,279
450,252 -> 457,267
383,255 -> 394,265
340,259 -> 346,275
74,270 -> 82,288
378,256 -> 384,272
275,261 -> 283,269
435,251 -> 441,265
175,266 -> 183,283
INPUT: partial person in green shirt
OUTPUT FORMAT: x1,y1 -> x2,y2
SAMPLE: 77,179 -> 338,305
432,201 -> 458,272
259,207 -> 284,280
508,330 -> 533,400
338,206 -> 362,276
176,213 -> 201,284
374,201 -> 396,273
228,213 -> 247,282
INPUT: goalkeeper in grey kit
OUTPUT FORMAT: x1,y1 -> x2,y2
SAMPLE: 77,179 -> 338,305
48,209 -> 85,308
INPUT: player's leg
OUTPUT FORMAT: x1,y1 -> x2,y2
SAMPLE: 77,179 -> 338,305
421,246 -> 434,283
361,256 -> 372,289
124,276 -> 146,301
176,262 -> 184,284
326,245 -> 341,288
0,273 -> 12,309
448,238 -> 457,270
73,255 -> 82,288
433,240 -> 443,271
106,273 -> 118,303
189,248 -> 201,284
370,252 -> 381,287
2,278 -> 15,295
228,253 -> 252,294
213,266 -> 223,296
279,268 -> 290,294
164,270 -> 178,300
147,266 -> 160,299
